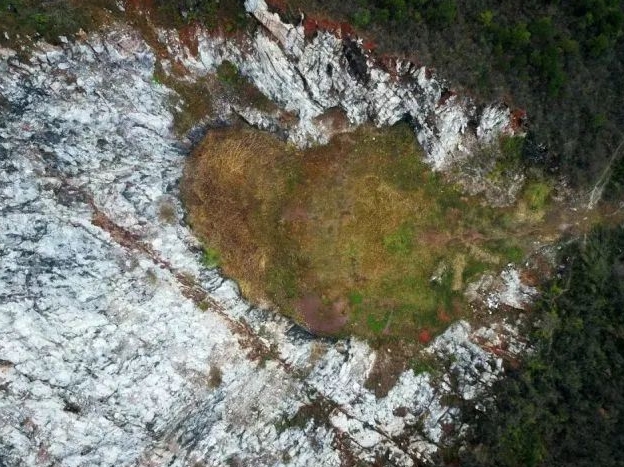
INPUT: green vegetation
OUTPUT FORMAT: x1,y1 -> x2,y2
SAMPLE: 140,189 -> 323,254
275,398 -> 334,433
411,357 -> 437,376
458,225 -> 624,467
146,0 -> 248,31
0,0 -> 116,46
523,179 -> 552,212
152,61 -> 214,136
216,61 -> 243,86
383,222 -> 415,255
604,151 -> 624,201
0,0 -> 248,49
215,60 -> 277,112
484,135 -> 525,184
152,58 -> 274,136
201,246 -> 220,268
182,123 -> 558,342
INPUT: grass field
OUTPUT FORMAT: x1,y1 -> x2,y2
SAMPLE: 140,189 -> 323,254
182,123 -> 562,342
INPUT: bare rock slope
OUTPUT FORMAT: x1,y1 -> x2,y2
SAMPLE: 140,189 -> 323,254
161,0 -> 514,168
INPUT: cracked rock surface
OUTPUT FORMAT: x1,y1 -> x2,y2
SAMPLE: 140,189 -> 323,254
159,0 -> 514,168
0,11 -> 526,467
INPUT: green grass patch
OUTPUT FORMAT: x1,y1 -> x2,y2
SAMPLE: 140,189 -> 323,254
267,266 -> 298,301
411,357 -> 437,376
367,313 -> 388,334
487,239 -> 525,264
383,222 -> 415,255
216,60 -> 276,112
348,291 -> 364,305
463,259 -> 491,282
487,134 -> 526,183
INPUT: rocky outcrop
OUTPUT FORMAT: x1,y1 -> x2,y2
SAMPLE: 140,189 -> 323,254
158,0 -> 514,168
0,9 -> 529,467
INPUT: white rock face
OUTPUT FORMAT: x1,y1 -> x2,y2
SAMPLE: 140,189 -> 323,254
239,0 -> 513,167
0,12 -> 526,467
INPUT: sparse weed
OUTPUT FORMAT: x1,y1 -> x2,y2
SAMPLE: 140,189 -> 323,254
158,199 -> 177,224
523,179 -> 552,211
207,364 -> 223,388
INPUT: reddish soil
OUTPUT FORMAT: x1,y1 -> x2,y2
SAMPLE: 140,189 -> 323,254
510,108 -> 527,131
418,329 -> 432,344
296,294 -> 348,334
179,23 -> 199,56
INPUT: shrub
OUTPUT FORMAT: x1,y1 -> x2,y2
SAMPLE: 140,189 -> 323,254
523,180 -> 552,211
216,61 -> 243,87
460,225 -> 624,467
352,8 -> 372,28
201,246 -> 220,268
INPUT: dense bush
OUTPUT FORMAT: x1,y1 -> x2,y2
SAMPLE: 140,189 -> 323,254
456,225 -> 624,467
0,0 -> 248,45
0,0 -> 114,44
148,0 -> 248,30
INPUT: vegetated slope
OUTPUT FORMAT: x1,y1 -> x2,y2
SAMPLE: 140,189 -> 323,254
182,123 -> 573,343
5,1 -> 624,194
0,0 -> 110,45
276,0 -> 624,192
457,225 -> 624,467
0,0 -> 249,48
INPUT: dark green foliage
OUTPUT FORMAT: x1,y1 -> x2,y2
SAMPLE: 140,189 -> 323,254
352,8 -> 372,28
216,61 -> 244,87
423,0 -> 457,26
201,246 -> 220,268
366,313 -> 387,333
214,60 -> 277,111
153,0 -> 218,24
0,0 -> 115,45
149,0 -> 248,30
458,225 -> 624,467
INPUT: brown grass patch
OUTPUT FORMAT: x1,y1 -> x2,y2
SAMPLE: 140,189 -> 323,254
181,123 -> 570,342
